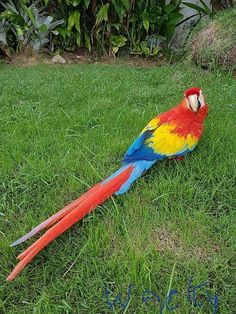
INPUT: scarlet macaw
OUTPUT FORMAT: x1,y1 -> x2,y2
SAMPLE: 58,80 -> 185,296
7,87 -> 208,281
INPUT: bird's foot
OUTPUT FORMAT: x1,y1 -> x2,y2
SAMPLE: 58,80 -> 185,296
174,156 -> 185,161
168,156 -> 185,161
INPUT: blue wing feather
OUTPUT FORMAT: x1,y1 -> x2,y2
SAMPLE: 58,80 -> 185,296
125,131 -> 151,156
124,130 -> 165,163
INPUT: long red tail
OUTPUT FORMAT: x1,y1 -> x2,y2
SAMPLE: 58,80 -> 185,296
7,165 -> 133,281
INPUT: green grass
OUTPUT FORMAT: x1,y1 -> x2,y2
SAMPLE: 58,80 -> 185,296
0,63 -> 235,313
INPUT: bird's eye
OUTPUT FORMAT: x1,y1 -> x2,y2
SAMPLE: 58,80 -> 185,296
198,91 -> 205,108
197,99 -> 201,110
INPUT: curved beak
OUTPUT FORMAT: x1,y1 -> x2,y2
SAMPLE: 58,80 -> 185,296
188,94 -> 199,112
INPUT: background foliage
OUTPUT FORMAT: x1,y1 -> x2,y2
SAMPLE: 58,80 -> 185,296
0,0 -> 213,56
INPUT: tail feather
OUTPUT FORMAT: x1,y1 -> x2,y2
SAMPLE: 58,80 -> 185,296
7,165 -> 133,281
10,183 -> 101,247
16,184 -> 102,261
116,160 -> 156,195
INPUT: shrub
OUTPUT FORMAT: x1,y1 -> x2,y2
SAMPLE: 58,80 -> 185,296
0,0 -> 63,53
0,0 -> 212,56
48,0 -> 186,56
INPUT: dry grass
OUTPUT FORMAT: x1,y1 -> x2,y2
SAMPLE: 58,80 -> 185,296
151,226 -> 220,263
187,7 -> 236,71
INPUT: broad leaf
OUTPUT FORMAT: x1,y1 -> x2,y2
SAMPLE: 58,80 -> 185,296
84,32 -> 91,51
21,4 -> 36,27
112,0 -> 126,21
182,2 -> 207,15
83,0 -> 91,9
110,35 -> 127,47
67,13 -> 75,31
168,12 -> 184,25
76,31 -> 81,46
164,4 -> 177,14
0,0 -> 18,14
143,19 -> 149,33
120,0 -> 131,12
95,3 -> 109,25
112,46 -> 119,54
74,10 -> 80,32
69,0 -> 81,6
39,24 -> 48,32
166,23 -> 175,41
199,0 -> 211,14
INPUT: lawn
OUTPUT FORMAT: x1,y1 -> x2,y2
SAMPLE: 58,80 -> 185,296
0,63 -> 235,313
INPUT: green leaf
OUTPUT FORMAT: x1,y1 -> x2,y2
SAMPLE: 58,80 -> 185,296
112,46 -> 119,54
120,0 -> 131,12
74,10 -> 80,32
69,0 -> 81,6
21,4 -> 36,27
166,23 -> 176,41
110,35 -> 127,48
76,31 -> 81,46
15,25 -> 24,40
95,3 -> 109,25
142,46 -> 150,57
112,23 -> 121,31
152,46 -> 158,56
168,12 -> 184,25
164,4 -> 176,14
182,2 -> 207,15
84,32 -> 91,52
199,0 -> 211,14
67,13 -> 75,31
39,24 -> 48,32
56,27 -> 66,39
83,0 -> 91,9
112,0 -> 126,21
143,19 -> 149,33
0,9 -> 13,20
156,16 -> 165,26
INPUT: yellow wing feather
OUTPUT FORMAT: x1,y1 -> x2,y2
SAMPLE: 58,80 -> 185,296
141,117 -> 160,133
145,124 -> 198,156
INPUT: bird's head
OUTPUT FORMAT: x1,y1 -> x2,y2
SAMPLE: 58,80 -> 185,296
184,87 -> 206,113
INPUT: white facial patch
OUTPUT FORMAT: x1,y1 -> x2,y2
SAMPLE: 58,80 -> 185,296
188,94 -> 198,112
198,90 -> 205,107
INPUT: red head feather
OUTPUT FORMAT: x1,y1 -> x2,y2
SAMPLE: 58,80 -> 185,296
185,87 -> 201,97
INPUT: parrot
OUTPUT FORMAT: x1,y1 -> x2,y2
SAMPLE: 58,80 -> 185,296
7,87 -> 208,281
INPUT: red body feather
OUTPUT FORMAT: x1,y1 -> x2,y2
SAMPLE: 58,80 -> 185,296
158,99 -> 208,138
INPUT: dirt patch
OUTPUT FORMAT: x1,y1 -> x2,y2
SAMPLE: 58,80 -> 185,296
59,49 -> 165,67
2,48 -> 166,68
152,227 -> 183,254
193,244 -> 220,262
151,227 -> 220,262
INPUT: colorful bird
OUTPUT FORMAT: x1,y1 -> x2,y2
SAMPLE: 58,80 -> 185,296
7,87 -> 208,281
